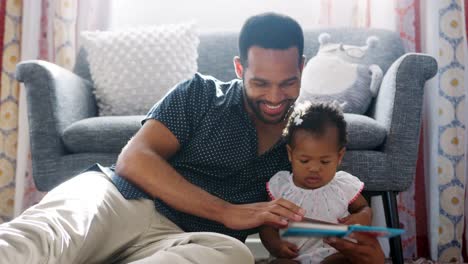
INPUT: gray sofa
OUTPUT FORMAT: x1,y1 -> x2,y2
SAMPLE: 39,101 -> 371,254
16,28 -> 437,263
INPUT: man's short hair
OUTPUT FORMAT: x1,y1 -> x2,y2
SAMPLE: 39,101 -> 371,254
238,12 -> 304,67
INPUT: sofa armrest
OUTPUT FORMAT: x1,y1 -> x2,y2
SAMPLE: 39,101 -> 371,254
370,53 -> 437,189
15,60 -> 97,159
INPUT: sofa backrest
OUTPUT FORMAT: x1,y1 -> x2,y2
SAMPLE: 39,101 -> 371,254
73,28 -> 405,119
196,28 -> 405,82
74,27 -> 405,83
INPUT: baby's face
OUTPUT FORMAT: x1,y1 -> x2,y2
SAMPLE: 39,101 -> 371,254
287,127 -> 345,190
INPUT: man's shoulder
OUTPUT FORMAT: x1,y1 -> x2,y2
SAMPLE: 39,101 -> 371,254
189,73 -> 242,92
178,73 -> 242,106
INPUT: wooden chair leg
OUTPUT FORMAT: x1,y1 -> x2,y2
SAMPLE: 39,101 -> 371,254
382,191 -> 404,264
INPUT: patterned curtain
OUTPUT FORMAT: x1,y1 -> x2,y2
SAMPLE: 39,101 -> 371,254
0,0 -> 111,221
318,0 -> 371,27
317,0 -> 468,261
389,0 -> 468,261
15,0 -> 111,215
13,0 -> 78,218
0,0 -> 22,223
395,0 -> 421,259
435,0 -> 466,261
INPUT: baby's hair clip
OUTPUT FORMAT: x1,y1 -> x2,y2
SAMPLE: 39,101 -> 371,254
294,115 -> 303,126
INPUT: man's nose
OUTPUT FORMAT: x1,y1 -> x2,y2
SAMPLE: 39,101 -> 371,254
266,86 -> 286,103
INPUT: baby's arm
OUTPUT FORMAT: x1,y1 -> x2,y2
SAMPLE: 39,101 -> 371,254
338,194 -> 372,226
259,225 -> 299,259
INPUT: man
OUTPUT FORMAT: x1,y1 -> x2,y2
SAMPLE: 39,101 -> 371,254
0,13 -> 384,263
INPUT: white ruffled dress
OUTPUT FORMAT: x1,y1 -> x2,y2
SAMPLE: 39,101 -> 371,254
267,170 -> 364,263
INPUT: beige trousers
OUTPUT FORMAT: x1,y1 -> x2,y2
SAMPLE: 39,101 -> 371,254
0,171 -> 254,264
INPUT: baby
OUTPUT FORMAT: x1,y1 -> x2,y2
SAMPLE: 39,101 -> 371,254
260,101 -> 372,264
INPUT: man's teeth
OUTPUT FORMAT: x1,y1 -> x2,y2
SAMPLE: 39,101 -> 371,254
265,104 -> 282,109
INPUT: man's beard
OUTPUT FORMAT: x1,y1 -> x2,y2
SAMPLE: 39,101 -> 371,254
243,87 -> 296,124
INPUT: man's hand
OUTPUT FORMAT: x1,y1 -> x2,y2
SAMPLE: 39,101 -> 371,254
221,198 -> 305,230
324,233 -> 385,264
271,240 -> 299,259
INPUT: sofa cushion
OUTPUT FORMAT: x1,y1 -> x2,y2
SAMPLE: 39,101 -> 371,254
81,22 -> 199,116
63,114 -> 386,154
62,116 -> 145,153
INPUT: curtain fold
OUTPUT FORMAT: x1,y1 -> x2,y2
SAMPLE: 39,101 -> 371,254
13,0 -> 111,216
435,0 -> 467,261
0,1 -> 5,98
317,0 -> 468,261
0,0 -> 21,223
15,0 -> 45,217
394,0 -> 420,259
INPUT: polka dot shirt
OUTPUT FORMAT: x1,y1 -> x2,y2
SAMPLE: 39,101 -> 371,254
110,73 -> 291,241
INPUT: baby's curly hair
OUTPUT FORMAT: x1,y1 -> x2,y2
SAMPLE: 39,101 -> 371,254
283,101 -> 348,149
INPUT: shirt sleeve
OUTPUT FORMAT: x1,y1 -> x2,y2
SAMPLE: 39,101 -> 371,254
142,73 -> 214,146
334,171 -> 365,204
266,171 -> 291,200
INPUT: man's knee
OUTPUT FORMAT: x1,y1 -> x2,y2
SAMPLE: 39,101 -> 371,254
212,234 -> 254,264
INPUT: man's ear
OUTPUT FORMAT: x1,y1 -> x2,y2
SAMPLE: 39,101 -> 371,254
233,56 -> 243,79
300,55 -> 306,72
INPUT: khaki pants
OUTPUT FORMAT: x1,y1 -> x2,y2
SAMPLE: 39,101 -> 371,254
0,171 -> 254,264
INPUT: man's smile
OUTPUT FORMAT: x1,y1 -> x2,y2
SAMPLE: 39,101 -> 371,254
260,101 -> 287,116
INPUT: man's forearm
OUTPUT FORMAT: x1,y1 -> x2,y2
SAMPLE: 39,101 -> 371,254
115,145 -> 228,224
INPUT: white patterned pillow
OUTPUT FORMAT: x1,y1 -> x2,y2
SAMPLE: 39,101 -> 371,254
81,23 -> 199,116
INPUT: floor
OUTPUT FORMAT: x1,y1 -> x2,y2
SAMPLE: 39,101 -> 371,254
255,259 -> 451,264
247,235 -> 454,263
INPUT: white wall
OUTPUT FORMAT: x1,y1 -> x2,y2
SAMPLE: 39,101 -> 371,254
109,0 -> 320,32
110,0 -> 396,32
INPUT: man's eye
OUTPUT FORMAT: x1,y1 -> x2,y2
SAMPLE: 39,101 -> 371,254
299,160 -> 309,164
253,82 -> 267,87
282,81 -> 297,87
321,160 -> 331,165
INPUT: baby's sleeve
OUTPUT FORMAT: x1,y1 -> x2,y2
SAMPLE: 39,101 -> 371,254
266,171 -> 290,200
334,171 -> 365,204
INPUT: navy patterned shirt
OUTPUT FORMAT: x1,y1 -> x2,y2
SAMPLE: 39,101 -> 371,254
110,73 -> 291,241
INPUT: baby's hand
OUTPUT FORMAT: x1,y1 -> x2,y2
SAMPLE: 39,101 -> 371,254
271,240 -> 299,259
338,211 -> 372,226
